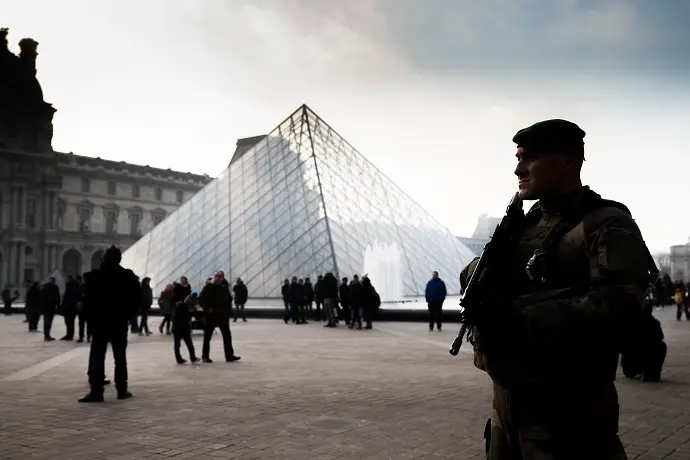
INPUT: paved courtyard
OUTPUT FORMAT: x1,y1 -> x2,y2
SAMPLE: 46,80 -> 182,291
0,310 -> 689,460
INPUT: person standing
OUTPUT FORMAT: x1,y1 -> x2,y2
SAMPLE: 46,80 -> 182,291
232,278 -> 248,322
198,270 -> 241,363
360,276 -> 379,329
339,277 -> 351,326
2,287 -> 19,316
78,246 -> 141,403
303,277 -> 315,320
425,271 -> 447,331
25,282 -> 41,332
76,276 -> 90,342
314,275 -> 324,319
322,272 -> 339,327
173,276 -> 192,306
139,277 -> 153,335
288,277 -> 304,324
172,293 -> 200,364
158,284 -> 174,335
41,277 -> 60,341
60,275 -> 81,340
348,276 -> 364,330
281,279 -> 290,324
459,119 -> 657,459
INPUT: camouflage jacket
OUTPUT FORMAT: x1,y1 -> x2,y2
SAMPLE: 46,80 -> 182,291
461,187 -> 653,389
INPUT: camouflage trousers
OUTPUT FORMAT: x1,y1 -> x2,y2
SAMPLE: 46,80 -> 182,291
487,383 -> 628,460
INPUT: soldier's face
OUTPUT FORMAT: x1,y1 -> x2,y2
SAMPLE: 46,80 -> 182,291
514,148 -> 570,200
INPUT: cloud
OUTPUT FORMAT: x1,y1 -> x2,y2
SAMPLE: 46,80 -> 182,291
218,0 -> 690,80
550,1 -> 644,47
175,0 -> 409,86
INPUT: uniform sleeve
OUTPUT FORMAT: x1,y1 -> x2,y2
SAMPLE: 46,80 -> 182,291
459,257 -> 480,294
518,211 -> 651,349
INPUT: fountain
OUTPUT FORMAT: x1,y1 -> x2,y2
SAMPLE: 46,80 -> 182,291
362,242 -> 405,302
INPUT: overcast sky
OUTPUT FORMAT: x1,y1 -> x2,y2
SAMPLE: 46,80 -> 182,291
5,0 -> 689,253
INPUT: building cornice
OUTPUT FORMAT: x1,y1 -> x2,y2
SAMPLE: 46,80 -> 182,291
54,151 -> 213,188
57,189 -> 189,208
54,230 -> 142,245
1,148 -> 213,190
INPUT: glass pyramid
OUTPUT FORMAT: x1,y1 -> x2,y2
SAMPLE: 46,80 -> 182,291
120,105 -> 476,299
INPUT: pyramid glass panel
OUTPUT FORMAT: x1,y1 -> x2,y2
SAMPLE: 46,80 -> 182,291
121,105 -> 476,298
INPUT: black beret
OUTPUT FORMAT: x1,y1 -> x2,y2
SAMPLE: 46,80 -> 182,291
512,119 -> 586,150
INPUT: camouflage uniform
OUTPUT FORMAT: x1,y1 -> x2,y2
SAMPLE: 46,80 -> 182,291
461,186 -> 652,460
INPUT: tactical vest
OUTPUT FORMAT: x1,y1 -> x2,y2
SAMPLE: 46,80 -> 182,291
514,189 -> 658,294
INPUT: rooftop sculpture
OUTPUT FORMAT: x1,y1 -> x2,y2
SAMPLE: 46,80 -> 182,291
0,27 -> 56,152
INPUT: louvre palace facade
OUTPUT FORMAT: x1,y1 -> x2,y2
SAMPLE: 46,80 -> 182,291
0,28 -> 211,290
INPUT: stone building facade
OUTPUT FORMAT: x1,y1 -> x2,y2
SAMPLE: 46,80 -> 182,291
456,214 -> 501,256
669,244 -> 690,281
0,28 -> 211,289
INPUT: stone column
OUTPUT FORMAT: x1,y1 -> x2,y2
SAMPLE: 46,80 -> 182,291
17,243 -> 25,285
50,246 -> 58,273
10,187 -> 19,224
8,243 -> 17,285
49,191 -> 56,229
42,191 -> 49,229
16,188 -> 25,225
42,245 -> 49,277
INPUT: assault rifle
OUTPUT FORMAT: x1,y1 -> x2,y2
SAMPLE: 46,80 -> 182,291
449,192 -> 524,356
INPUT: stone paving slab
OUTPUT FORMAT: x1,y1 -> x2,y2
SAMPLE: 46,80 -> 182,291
0,310 -> 689,459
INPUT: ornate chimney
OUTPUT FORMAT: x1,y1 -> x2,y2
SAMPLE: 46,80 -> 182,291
19,37 -> 39,76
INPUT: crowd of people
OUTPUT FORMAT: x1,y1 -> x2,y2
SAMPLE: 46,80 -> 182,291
280,273 -> 382,329
3,252 -> 673,399
649,274 -> 690,320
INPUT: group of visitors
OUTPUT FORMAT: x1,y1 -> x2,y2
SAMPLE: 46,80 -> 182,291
281,273 -> 382,329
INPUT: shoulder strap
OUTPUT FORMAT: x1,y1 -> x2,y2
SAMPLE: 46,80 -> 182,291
537,190 -> 659,284
580,192 -> 659,283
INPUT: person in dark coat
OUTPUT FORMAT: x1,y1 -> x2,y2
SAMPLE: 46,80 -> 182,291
339,277 -> 351,325
158,284 -> 175,335
297,279 -> 308,323
172,293 -> 199,364
60,275 -> 81,340
76,276 -> 90,342
425,271 -> 447,331
198,270 -> 240,363
303,277 -> 315,319
173,276 -> 192,305
348,275 -> 363,329
139,277 -> 153,335
41,277 -> 60,341
288,277 -> 304,324
322,272 -> 339,327
360,276 -> 379,329
25,282 -> 41,332
78,246 -> 141,403
232,278 -> 249,322
314,275 -> 324,318
281,279 -> 290,323
2,287 -> 19,316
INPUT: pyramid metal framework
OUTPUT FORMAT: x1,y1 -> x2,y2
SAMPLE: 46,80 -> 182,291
120,105 -> 476,298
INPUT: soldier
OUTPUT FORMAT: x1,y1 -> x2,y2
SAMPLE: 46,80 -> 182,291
460,119 -> 656,459
78,246 -> 141,403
